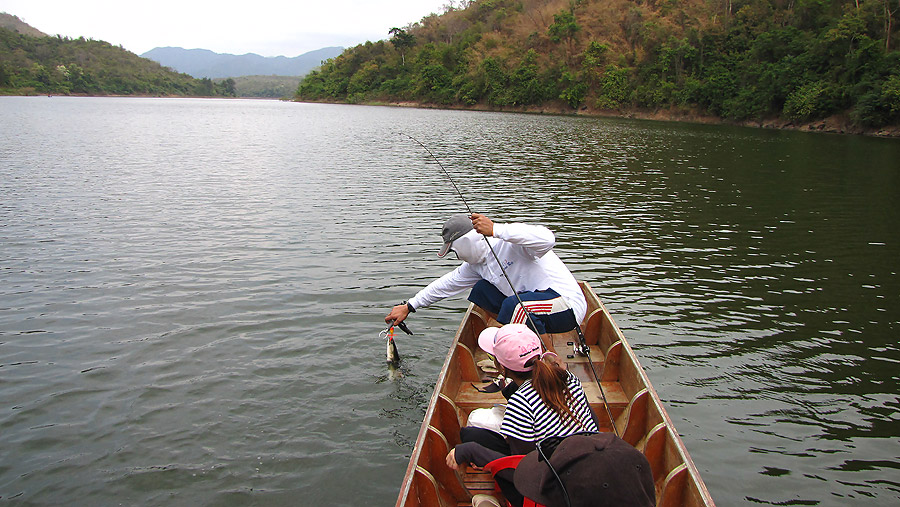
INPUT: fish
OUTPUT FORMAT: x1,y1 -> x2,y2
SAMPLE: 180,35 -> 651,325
386,328 -> 401,367
381,319 -> 412,377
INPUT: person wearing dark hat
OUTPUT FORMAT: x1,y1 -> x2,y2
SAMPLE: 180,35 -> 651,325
514,432 -> 655,507
384,213 -> 586,334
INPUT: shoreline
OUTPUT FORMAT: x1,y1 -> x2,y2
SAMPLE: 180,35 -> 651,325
358,99 -> 900,139
6,91 -> 897,137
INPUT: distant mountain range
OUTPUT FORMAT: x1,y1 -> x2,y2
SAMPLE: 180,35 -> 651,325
141,46 -> 345,79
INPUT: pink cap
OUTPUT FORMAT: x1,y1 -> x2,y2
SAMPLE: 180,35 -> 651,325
478,324 -> 542,372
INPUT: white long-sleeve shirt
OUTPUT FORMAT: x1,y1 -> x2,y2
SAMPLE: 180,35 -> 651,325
408,222 -> 587,324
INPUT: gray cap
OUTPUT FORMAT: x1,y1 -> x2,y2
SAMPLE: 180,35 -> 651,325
438,214 -> 473,257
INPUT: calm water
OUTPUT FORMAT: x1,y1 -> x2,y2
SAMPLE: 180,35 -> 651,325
1,97 -> 898,506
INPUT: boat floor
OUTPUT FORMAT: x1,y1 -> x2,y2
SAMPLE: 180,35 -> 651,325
463,326 -> 628,425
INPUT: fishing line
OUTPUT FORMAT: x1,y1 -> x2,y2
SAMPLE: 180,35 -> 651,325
400,132 -> 619,436
398,132 -> 545,349
398,133 -> 473,215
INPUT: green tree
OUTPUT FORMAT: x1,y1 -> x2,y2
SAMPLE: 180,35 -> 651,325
389,27 -> 415,66
783,80 -> 837,121
596,65 -> 632,108
508,50 -> 546,105
582,41 -> 609,85
548,9 -> 580,65
480,56 -> 511,106
0,61 -> 11,87
222,78 -> 236,96
196,77 -> 215,96
298,69 -> 326,99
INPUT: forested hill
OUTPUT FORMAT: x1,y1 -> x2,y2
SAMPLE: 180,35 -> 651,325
0,16 -> 234,97
298,0 -> 900,132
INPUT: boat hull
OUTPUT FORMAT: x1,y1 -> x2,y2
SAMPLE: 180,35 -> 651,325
396,282 -> 714,507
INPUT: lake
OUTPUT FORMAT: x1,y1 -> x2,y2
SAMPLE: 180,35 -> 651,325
1,96 -> 898,505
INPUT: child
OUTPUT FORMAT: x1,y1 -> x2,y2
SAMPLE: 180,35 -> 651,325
446,324 -> 599,506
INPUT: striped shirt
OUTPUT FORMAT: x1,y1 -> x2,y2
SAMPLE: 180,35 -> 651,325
499,371 -> 599,443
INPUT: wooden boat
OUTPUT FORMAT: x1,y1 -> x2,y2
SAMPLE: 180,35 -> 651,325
396,282 -> 715,507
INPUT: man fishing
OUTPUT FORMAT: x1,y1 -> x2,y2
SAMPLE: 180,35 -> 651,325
385,213 -> 586,335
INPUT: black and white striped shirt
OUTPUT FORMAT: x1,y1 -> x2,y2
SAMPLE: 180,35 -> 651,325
499,370 -> 599,442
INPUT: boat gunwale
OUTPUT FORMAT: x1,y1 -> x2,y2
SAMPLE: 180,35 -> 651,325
395,304 -> 477,507
588,291 -> 714,505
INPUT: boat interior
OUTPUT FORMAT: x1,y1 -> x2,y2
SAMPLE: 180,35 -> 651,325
397,282 -> 713,507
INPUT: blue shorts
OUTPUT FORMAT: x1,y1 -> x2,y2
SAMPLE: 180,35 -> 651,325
467,280 -> 578,334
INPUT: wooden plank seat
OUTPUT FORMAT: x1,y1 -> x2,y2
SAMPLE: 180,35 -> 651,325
580,378 -> 629,429
555,343 -> 605,365
457,378 -> 627,412
461,466 -> 501,506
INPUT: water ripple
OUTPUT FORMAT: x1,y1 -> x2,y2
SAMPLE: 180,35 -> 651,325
1,97 -> 899,505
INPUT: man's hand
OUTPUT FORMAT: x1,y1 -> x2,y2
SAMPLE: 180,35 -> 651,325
385,303 -> 410,325
470,213 -> 494,236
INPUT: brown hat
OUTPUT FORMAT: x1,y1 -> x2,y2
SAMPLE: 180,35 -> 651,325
513,432 -> 655,507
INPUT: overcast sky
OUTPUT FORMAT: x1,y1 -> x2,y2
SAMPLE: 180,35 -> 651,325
1,0 -> 451,56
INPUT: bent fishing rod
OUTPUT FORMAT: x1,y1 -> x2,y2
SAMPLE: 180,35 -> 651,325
399,133 -> 618,436
399,133 -> 545,345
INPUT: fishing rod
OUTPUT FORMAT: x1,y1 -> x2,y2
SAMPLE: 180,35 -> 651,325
569,319 -> 618,436
399,132 -> 545,349
399,133 -> 619,435
399,133 -> 474,215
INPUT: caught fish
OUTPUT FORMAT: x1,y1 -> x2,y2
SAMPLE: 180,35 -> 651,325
380,318 -> 412,376
386,326 -> 401,367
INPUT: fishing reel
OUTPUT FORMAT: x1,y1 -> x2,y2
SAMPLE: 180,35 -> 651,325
566,340 -> 591,359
